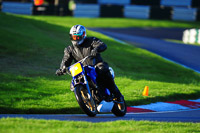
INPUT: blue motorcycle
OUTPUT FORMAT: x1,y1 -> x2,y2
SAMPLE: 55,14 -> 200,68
68,56 -> 127,117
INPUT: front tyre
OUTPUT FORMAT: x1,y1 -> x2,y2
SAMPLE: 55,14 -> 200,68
112,99 -> 127,117
74,85 -> 97,117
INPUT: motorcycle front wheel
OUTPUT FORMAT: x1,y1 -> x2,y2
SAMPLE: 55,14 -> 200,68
74,84 -> 97,117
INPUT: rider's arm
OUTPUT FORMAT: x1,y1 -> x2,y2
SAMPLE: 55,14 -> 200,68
91,37 -> 107,53
59,46 -> 73,72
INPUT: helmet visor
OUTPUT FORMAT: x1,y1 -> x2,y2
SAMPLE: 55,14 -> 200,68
70,33 -> 83,41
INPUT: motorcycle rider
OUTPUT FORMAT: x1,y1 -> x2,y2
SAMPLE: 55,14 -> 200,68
56,25 -> 123,101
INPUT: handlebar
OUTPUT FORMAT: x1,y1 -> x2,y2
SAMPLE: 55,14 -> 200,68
79,55 -> 93,64
66,55 -> 94,75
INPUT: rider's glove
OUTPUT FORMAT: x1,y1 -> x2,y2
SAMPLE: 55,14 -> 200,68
55,69 -> 64,76
91,49 -> 98,57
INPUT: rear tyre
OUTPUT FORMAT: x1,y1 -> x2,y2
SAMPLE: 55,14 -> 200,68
74,85 -> 97,117
112,99 -> 127,117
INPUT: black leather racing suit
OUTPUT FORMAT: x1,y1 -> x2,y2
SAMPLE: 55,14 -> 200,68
58,37 -> 122,99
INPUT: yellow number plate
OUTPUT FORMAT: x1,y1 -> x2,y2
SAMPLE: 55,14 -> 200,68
70,63 -> 83,77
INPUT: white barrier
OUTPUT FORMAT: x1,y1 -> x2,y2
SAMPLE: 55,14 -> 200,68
124,5 -> 150,19
2,2 -> 32,15
172,7 -> 197,21
198,30 -> 200,44
183,29 -> 200,44
74,4 -> 100,18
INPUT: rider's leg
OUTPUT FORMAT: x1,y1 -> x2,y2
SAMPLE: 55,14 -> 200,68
95,62 -> 123,101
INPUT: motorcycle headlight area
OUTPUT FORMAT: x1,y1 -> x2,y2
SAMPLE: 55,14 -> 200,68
69,63 -> 83,77
109,67 -> 115,79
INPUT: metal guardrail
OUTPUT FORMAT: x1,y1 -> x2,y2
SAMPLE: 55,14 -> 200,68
1,1 -> 200,21
172,7 -> 197,21
2,2 -> 32,15
161,0 -> 192,7
98,0 -> 130,5
74,4 -> 100,17
124,5 -> 150,19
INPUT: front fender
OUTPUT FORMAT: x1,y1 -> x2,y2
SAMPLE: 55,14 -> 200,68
74,83 -> 85,89
71,78 -> 85,92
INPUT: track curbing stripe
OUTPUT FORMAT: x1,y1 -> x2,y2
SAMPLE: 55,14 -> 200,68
127,99 -> 200,113
166,100 -> 200,109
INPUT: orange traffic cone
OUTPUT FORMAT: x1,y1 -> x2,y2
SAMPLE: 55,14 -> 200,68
142,86 -> 149,96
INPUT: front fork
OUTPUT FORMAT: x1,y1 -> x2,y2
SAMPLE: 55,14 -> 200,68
83,75 -> 93,99
72,74 -> 94,103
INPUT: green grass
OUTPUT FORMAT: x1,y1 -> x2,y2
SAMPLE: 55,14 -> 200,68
22,15 -> 200,28
0,118 -> 200,133
0,12 -> 200,115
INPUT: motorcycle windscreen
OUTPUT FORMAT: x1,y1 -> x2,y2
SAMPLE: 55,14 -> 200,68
69,63 -> 83,77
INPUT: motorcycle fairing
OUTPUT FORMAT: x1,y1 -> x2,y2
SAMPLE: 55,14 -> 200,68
85,66 -> 97,84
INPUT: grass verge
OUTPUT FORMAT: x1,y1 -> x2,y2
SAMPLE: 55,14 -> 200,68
23,15 -> 200,28
0,118 -> 200,133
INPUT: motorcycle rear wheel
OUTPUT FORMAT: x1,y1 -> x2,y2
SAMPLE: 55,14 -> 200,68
74,84 -> 97,117
112,99 -> 127,117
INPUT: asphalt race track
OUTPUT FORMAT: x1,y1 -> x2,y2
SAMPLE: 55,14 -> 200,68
1,109 -> 200,122
93,28 -> 185,41
89,28 -> 200,73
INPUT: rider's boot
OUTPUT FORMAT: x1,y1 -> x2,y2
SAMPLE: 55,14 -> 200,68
105,75 -> 124,102
97,76 -> 124,102
110,84 -> 124,102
